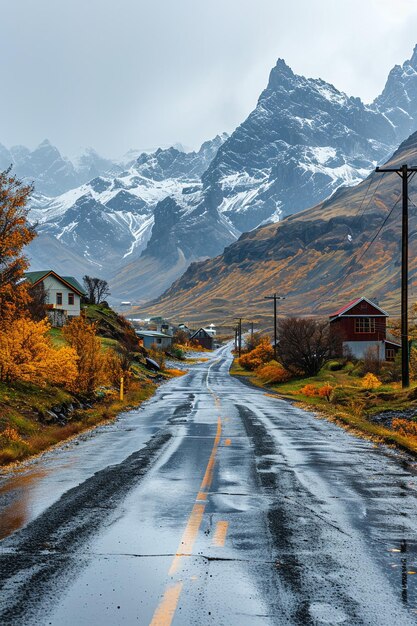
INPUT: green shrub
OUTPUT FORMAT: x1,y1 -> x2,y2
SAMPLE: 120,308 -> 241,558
325,360 -> 344,372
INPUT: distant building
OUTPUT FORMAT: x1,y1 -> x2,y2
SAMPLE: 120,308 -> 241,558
190,328 -> 214,350
136,330 -> 173,350
24,270 -> 85,327
329,297 -> 400,361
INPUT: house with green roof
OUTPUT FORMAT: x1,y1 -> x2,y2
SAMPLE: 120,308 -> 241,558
24,270 -> 85,327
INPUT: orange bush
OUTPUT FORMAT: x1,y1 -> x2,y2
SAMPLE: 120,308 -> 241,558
392,419 -> 417,438
300,384 -> 319,397
361,373 -> 382,390
255,361 -> 291,384
239,338 -> 274,371
0,427 -> 23,443
318,383 -> 334,401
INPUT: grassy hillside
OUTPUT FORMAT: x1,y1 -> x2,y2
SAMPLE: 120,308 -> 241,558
0,305 -> 156,466
133,132 -> 417,326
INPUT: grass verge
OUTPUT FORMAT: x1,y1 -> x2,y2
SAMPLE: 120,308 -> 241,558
0,379 -> 157,468
230,359 -> 417,456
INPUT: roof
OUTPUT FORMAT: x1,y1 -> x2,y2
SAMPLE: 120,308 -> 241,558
190,328 -> 212,339
24,270 -> 85,295
384,339 -> 401,347
135,330 -> 172,339
329,297 -> 388,319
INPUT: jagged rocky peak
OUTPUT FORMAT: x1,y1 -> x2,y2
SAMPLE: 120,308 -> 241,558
373,45 -> 417,139
200,49 -> 405,232
134,134 -> 228,181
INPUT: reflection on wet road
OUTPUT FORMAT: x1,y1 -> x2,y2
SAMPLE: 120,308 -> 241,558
1,345 -> 417,624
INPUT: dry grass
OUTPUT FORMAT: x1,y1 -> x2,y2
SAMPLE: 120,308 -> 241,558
164,368 -> 187,377
230,358 -> 417,457
0,380 -> 157,467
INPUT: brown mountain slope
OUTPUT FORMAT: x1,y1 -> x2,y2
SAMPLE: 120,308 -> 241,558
132,132 -> 417,326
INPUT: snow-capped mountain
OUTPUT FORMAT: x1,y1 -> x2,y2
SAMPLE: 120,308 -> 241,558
199,49 -> 417,232
28,135 -> 232,285
0,139 -> 122,196
22,44 -> 417,302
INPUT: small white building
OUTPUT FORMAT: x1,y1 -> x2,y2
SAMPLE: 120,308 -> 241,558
203,324 -> 217,337
136,330 -> 173,350
24,270 -> 85,326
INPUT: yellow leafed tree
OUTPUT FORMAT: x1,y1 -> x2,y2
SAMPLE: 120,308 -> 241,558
63,314 -> 104,394
0,317 -> 78,387
0,168 -> 36,323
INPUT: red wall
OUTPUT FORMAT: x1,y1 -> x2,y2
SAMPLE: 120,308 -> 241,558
331,316 -> 386,342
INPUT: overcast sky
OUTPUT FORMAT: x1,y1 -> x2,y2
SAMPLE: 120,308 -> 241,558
2,0 -> 417,158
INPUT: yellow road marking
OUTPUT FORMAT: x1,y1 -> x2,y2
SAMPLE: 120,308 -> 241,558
212,521 -> 229,547
168,504 -> 205,575
149,582 -> 183,626
225,438 -> 231,446
149,361 -> 224,626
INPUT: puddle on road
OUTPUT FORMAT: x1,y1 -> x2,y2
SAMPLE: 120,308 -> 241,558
0,469 -> 51,539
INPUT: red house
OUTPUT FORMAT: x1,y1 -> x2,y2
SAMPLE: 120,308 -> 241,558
329,297 -> 400,361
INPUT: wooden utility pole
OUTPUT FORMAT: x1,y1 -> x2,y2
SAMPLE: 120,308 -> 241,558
234,318 -> 242,357
264,294 -> 285,360
375,163 -> 417,388
250,321 -> 254,343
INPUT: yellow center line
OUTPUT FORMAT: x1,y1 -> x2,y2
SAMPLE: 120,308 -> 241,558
149,582 -> 183,626
168,503 -> 205,576
149,364 -> 224,626
212,521 -> 229,547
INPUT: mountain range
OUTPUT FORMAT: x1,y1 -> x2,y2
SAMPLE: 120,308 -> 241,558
136,129 -> 417,326
12,44 -> 417,304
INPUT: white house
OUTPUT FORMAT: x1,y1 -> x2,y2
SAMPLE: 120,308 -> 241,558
24,270 -> 85,326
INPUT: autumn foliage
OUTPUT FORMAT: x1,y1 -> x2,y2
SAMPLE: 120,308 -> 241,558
0,168 -> 35,321
255,361 -> 291,384
361,373 -> 382,390
63,314 -> 105,394
239,337 -> 274,370
392,419 -> 417,438
0,317 -> 78,387
300,383 -> 334,401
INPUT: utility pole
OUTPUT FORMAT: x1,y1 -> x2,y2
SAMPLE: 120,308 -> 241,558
234,326 -> 238,352
264,294 -> 286,360
250,321 -> 254,343
376,163 -> 417,388
234,317 -> 242,357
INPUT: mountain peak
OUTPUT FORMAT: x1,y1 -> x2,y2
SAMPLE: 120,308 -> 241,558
410,43 -> 417,69
266,58 -> 295,90
38,139 -> 52,148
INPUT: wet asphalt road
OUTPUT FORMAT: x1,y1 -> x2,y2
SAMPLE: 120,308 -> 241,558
2,347 -> 417,624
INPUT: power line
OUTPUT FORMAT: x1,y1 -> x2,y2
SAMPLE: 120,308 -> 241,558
351,194 -> 401,268
311,173 -> 386,312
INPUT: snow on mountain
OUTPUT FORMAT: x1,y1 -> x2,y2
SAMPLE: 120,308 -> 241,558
28,135 -> 230,277
19,44 -> 417,303
198,58 -> 402,232
0,139 -> 122,196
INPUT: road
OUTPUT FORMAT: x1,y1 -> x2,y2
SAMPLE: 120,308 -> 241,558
1,345 -> 417,625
